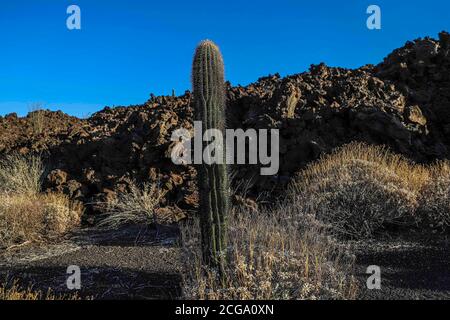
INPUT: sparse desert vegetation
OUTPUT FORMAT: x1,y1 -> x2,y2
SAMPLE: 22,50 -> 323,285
290,143 -> 450,239
0,153 -> 44,195
0,154 -> 83,249
181,142 -> 450,300
419,161 -> 450,228
181,205 -> 358,300
27,104 -> 46,136
290,143 -> 426,238
98,182 -> 166,229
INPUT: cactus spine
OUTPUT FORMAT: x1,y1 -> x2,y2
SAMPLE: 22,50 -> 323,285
192,40 -> 229,271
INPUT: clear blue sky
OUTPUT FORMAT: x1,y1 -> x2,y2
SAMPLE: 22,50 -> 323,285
0,0 -> 449,117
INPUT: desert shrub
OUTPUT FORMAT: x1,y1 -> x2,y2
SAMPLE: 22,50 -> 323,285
419,161 -> 450,228
0,193 -> 83,248
290,143 -> 428,238
98,182 -> 166,229
181,204 -> 358,300
0,154 -> 82,249
41,193 -> 84,236
28,104 -> 45,135
0,153 -> 44,195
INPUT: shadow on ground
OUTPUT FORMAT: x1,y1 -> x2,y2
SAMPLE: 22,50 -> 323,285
355,237 -> 450,300
0,224 -> 183,299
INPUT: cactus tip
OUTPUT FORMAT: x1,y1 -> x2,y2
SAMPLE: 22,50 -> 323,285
198,39 -> 219,50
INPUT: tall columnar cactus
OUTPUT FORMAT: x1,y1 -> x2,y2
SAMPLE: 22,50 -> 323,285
192,40 -> 230,272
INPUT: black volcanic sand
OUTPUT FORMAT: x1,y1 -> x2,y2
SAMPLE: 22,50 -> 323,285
0,225 -> 182,299
354,235 -> 450,300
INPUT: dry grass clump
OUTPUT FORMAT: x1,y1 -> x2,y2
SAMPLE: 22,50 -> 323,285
0,154 -> 83,249
0,193 -> 83,249
181,205 -> 358,300
98,182 -> 166,229
0,153 -> 44,195
0,280 -> 80,300
290,143 -> 429,238
419,161 -> 450,228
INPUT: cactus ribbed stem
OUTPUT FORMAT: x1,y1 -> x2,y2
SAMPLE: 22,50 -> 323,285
192,40 -> 229,272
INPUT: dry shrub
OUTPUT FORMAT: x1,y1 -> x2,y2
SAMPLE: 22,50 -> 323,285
0,154 -> 83,249
0,193 -> 83,248
419,161 -> 450,228
290,143 -> 428,238
181,205 -> 358,300
0,153 -> 44,195
98,182 -> 166,229
42,193 -> 84,236
28,104 -> 46,135
0,280 -> 80,300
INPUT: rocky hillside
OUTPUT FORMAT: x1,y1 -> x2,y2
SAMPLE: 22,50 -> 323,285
1,32 -> 449,220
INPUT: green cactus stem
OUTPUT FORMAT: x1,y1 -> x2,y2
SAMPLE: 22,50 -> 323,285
192,40 -> 230,272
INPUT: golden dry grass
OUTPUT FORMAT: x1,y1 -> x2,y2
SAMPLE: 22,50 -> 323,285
290,142 -> 449,238
0,154 -> 83,249
419,161 -> 450,228
293,142 -> 429,194
181,205 -> 358,300
0,191 -> 83,249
